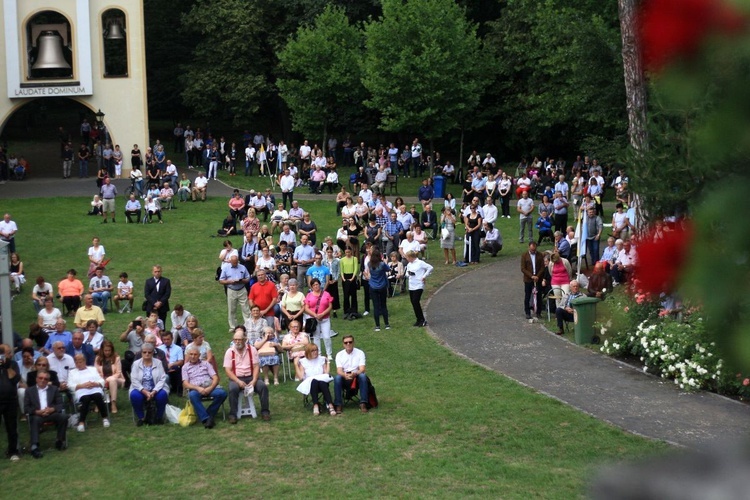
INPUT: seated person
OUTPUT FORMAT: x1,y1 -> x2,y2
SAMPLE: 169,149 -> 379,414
386,251 -> 404,295
38,297 -> 63,334
124,194 -> 142,223
398,231 -> 421,261
191,171 -> 208,201
610,240 -> 636,284
309,166 -> 327,194
177,173 -> 191,201
24,370 -> 68,458
158,331 -> 184,396
255,325 -> 283,386
480,222 -> 503,257
42,320 -> 72,355
129,342 -> 169,426
82,319 -> 104,353
185,327 -> 216,372
88,267 -> 113,313
554,280 -> 584,335
58,269 -> 84,317
65,330 -> 96,366
95,340 -> 125,414
599,236 -> 618,271
587,262 -> 613,299
281,320 -> 309,381
536,210 -> 553,243
14,158 -> 28,180
158,182 -> 174,207
296,343 -> 336,416
371,166 -> 388,194
68,353 -> 110,432
412,225 -> 428,254
278,224 -> 297,250
113,272 -> 134,314
145,196 -> 163,223
32,277 -> 54,314
182,346 -> 228,429
223,330 -> 272,424
74,294 -> 105,330
324,169 -> 340,193
555,231 -> 571,260
228,190 -> 246,222
88,195 -> 103,216
333,335 -> 370,414
26,356 -> 60,389
218,215 -> 237,237
270,203 -> 289,233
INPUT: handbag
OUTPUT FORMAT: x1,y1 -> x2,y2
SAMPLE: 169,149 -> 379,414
304,293 -> 323,335
178,400 -> 198,427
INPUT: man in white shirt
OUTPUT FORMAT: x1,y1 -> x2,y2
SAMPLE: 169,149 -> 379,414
359,184 -> 374,206
279,168 -> 295,209
410,138 -> 422,178
482,153 -> 496,168
333,335 -> 370,414
482,198 -> 498,226
299,140 -> 312,169
0,213 -> 18,252
48,342 -> 75,393
170,304 -> 191,340
249,191 -> 269,221
396,205 -> 415,231
278,224 -> 297,250
165,160 -> 178,192
270,203 -> 290,233
554,174 -> 569,198
191,172 -> 208,201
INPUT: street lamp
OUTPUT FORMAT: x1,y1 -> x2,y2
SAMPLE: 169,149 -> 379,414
94,109 -> 108,145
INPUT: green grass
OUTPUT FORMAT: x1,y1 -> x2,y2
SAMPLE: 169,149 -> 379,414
1,195 -> 666,497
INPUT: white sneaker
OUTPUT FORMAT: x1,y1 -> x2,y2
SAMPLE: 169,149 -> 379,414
363,311 -> 369,316
9,454 -> 20,462
103,418 -> 111,428
77,423 -> 85,432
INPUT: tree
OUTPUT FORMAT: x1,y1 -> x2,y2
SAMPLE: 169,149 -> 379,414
276,6 -> 368,150
362,0 -> 486,146
484,0 -> 627,156
179,0 -> 270,124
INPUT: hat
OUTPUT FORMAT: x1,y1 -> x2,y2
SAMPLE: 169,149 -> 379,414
249,189 -> 256,195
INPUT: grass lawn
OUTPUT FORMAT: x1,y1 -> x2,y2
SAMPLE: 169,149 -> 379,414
0,194 -> 666,497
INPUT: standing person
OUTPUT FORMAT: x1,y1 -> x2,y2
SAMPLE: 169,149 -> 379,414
521,242 -> 545,320
440,207 -> 457,265
87,237 -> 106,279
339,247 -> 359,319
219,255 -> 252,331
463,205 -> 482,264
173,123 -> 184,153
363,248 -> 390,332
586,206 -> 604,263
517,190 -> 535,244
78,143 -> 90,179
62,143 -> 74,179
303,279 -> 334,358
405,251 -> 433,327
0,213 -> 18,253
322,246 -> 341,319
0,345 -> 21,461
100,177 -> 117,224
144,265 -> 171,324
279,168 -> 295,209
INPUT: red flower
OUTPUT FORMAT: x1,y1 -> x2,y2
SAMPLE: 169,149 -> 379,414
639,0 -> 747,72
633,221 -> 693,295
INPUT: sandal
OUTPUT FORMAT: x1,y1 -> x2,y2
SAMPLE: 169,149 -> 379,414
328,405 -> 337,416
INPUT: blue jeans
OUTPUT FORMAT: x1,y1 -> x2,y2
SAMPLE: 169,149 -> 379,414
334,373 -> 368,406
129,389 -> 169,420
79,160 -> 88,178
92,291 -> 111,312
188,387 -> 227,423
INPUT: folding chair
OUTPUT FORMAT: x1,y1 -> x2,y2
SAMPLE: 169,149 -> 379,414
237,392 -> 257,419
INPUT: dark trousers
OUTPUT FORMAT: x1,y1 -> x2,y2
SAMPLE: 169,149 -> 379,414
553,213 -> 566,233
524,281 -> 541,316
309,379 -> 333,407
282,191 -> 293,210
370,287 -> 389,327
362,280 -> 371,313
409,289 -> 425,323
0,400 -> 19,455
29,412 -> 67,447
78,393 -> 108,424
125,209 -> 142,223
556,307 -> 574,330
342,276 -> 358,314
62,296 -> 81,315
167,369 -> 183,396
501,194 -> 511,217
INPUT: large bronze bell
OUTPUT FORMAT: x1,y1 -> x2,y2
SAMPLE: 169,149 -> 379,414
105,22 -> 125,40
31,30 -> 71,70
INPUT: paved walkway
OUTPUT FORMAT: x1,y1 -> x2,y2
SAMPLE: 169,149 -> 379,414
426,258 -> 750,448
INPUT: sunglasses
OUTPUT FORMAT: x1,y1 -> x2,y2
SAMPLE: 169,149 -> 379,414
343,341 -> 353,345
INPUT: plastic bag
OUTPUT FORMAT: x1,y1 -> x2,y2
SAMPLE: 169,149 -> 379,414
164,404 -> 182,425
178,400 -> 198,427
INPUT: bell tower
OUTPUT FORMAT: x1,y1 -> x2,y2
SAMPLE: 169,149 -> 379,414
0,0 -> 148,174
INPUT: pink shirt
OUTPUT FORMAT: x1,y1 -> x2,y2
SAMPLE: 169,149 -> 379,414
223,345 -> 260,378
551,261 -> 570,286
304,291 -> 333,320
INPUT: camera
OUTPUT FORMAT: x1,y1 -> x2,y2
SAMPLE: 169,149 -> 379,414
133,320 -> 142,328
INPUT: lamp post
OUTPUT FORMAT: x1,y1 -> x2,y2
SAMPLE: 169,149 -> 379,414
0,241 -> 13,347
95,108 -> 108,145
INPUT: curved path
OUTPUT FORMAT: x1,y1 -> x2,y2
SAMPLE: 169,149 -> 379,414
426,257 -> 750,448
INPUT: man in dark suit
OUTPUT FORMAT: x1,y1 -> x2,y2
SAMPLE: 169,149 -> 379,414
24,371 -> 68,458
65,330 -> 96,366
521,241 -> 545,320
420,204 -> 438,240
144,265 -> 171,323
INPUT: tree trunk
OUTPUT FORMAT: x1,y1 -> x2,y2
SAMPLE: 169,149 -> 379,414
322,122 -> 328,157
459,125 -> 465,174
618,0 -> 648,228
